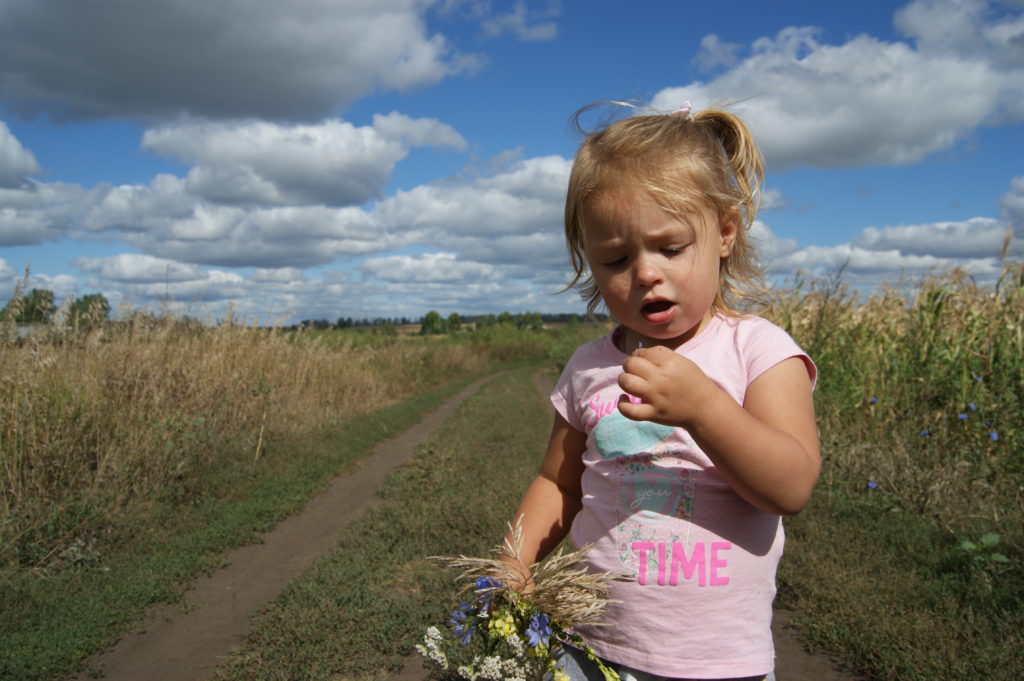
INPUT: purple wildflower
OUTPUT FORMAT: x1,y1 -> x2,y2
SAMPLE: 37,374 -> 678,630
474,576 -> 501,613
525,612 -> 552,648
450,602 -> 476,645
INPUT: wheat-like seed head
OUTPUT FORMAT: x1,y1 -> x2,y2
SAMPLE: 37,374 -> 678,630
437,516 -> 626,627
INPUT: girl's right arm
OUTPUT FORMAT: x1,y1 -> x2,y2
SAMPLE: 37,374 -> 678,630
503,411 -> 587,587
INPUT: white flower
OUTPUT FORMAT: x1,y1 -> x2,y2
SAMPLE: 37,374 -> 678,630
416,627 -> 450,671
500,655 -> 530,680
478,655 -> 504,680
506,631 -> 525,658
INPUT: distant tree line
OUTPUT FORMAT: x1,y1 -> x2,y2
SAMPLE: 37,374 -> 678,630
1,288 -> 110,326
1,289 -> 606,334
289,310 -> 609,335
419,311 -> 608,333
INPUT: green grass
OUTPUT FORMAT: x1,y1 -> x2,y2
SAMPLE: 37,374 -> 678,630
779,488 -> 1023,681
0,377 -> 475,681
214,366 -> 553,681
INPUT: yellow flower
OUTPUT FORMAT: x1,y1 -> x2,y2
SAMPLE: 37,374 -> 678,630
489,609 -> 516,639
552,668 -> 570,681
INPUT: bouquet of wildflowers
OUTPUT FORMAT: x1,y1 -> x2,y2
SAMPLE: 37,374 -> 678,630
416,518 -> 622,681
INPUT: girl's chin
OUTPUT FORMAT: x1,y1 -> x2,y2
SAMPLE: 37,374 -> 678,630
636,317 -> 706,347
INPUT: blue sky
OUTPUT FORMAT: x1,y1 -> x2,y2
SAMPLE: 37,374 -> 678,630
1,0 -> 1021,323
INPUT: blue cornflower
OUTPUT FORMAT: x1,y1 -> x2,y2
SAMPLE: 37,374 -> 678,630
475,576 -> 501,600
474,576 -> 501,613
919,430 -> 930,436
958,413 -> 968,421
450,602 -> 476,645
525,612 -> 552,648
867,481 -> 877,490
969,402 -> 977,411
868,397 -> 878,405
990,431 -> 999,441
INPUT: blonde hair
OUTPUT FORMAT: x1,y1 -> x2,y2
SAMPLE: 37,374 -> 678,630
564,103 -> 766,315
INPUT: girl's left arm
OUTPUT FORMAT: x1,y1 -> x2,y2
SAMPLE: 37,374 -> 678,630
619,349 -> 820,516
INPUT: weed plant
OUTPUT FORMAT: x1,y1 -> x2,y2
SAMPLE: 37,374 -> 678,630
768,263 -> 1023,681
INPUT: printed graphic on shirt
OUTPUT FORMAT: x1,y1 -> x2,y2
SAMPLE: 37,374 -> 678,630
587,399 -> 726,586
592,405 -> 674,459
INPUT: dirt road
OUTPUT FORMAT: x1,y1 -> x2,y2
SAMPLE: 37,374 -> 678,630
74,371 -> 861,681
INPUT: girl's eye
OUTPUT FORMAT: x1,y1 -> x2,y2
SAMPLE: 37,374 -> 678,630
662,245 -> 686,255
603,256 -> 627,268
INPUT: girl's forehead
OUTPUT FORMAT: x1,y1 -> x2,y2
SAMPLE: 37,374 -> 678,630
585,187 -> 712,228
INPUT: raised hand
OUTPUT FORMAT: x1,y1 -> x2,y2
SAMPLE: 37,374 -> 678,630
616,345 -> 717,428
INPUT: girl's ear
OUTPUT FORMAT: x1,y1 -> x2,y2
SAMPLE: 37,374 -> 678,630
719,208 -> 739,258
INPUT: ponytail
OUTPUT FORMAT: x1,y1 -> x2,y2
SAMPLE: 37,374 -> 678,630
691,108 -> 765,231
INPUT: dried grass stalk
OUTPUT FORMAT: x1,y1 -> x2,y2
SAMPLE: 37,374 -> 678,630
439,515 -> 624,628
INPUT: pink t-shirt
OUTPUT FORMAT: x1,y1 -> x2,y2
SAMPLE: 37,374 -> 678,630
551,313 -> 816,679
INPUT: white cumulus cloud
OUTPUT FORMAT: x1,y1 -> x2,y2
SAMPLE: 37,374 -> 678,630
72,254 -> 208,283
480,1 -> 558,41
651,0 -> 1024,169
1000,176 -> 1024,234
0,122 -> 40,188
360,252 -> 501,283
0,0 -> 481,121
693,34 -> 743,72
142,115 -> 466,206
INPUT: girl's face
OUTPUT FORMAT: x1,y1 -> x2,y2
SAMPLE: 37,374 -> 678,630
582,188 -> 735,350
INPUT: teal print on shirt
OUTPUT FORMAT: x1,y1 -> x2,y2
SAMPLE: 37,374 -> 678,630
592,409 -> 675,459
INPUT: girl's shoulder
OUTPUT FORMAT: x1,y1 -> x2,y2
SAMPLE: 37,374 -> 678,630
706,313 -> 816,385
713,312 -> 796,343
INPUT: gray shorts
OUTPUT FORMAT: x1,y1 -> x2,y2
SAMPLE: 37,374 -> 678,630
551,645 -> 775,681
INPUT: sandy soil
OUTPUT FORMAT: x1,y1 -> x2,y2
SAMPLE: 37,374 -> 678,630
72,371 -> 863,681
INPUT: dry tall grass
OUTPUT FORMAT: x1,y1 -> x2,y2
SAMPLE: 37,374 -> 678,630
1,313 -> 490,563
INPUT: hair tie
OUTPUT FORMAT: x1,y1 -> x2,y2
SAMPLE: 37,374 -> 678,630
670,101 -> 692,119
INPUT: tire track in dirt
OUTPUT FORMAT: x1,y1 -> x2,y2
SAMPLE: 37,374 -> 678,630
72,374 -> 497,681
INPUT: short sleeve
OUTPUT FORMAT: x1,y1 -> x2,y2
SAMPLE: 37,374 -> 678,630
742,318 -> 817,390
550,362 -> 585,431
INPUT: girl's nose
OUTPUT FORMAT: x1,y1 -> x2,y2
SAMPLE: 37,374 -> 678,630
634,258 -> 663,288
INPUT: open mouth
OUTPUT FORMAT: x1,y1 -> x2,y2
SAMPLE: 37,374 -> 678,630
642,300 -> 673,315
641,300 -> 675,323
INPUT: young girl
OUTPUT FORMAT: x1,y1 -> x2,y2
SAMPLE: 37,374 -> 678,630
506,103 -> 820,681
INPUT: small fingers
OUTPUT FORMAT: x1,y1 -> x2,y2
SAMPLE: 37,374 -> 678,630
617,393 -> 651,421
617,369 -> 641,395
617,393 -> 639,419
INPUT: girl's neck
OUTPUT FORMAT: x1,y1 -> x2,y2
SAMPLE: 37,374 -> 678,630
616,310 -> 721,354
616,327 -> 650,354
